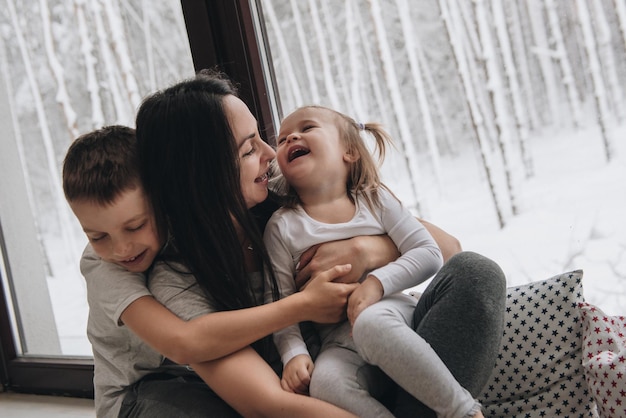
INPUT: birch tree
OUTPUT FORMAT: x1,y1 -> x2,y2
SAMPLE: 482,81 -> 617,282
346,0 -> 364,119
101,0 -> 141,109
475,0 -> 518,215
492,0 -> 532,178
616,0 -> 626,58
456,0 -> 499,148
507,1 -> 541,132
289,0 -> 320,103
545,0 -> 583,126
590,0 -> 624,122
353,2 -> 392,126
0,33 -> 54,275
368,0 -> 422,212
89,0 -> 130,123
74,0 -> 105,128
307,0 -> 340,109
40,0 -> 79,139
263,0 -> 303,110
7,0 -> 80,267
438,0 -> 505,228
526,0 -> 562,126
118,1 -> 193,88
395,0 -> 442,190
576,0 -> 614,161
141,0 -> 156,92
414,41 -> 455,156
320,0 -> 351,110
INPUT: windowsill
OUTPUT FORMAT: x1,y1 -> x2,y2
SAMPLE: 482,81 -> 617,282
0,392 -> 94,417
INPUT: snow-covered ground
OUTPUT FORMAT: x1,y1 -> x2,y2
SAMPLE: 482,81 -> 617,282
413,121 -> 626,316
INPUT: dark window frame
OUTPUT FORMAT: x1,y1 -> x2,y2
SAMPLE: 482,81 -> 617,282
0,0 -> 274,398
181,0 -> 280,142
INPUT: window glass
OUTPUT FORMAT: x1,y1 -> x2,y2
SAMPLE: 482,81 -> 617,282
258,0 -> 626,314
0,0 -> 194,357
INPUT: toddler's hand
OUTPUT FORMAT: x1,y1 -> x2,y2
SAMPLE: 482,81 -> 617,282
348,275 -> 383,325
281,354 -> 314,395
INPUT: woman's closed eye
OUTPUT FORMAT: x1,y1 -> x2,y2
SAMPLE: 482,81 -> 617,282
242,146 -> 256,157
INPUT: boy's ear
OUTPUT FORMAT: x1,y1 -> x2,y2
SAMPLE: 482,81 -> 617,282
343,149 -> 360,163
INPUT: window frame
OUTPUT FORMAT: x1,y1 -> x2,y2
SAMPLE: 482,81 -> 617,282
0,0 -> 275,397
181,0 -> 279,142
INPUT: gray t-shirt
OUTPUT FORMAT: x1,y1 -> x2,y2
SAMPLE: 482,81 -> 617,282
148,260 -> 263,319
148,260 -> 283,376
81,245 -> 168,418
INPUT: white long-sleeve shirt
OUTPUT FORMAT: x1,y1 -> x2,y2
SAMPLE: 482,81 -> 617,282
263,188 -> 443,365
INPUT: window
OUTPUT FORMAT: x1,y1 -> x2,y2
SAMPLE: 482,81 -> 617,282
0,0 -> 194,396
2,0 -> 623,399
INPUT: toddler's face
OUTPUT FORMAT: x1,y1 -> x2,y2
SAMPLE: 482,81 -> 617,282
69,187 -> 161,273
276,107 -> 352,189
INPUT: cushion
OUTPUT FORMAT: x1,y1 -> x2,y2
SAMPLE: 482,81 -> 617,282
479,270 -> 598,417
578,302 -> 626,418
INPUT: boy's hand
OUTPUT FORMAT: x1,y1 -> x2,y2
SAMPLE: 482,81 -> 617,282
348,275 -> 384,325
281,354 -> 314,394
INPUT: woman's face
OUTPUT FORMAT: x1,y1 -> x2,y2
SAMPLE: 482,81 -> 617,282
224,95 -> 276,208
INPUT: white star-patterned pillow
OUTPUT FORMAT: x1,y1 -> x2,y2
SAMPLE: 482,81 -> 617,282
479,270 -> 598,417
578,302 -> 626,418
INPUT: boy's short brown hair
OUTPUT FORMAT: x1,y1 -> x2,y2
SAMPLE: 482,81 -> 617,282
62,125 -> 139,205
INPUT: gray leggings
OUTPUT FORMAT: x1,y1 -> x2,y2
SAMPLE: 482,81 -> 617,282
311,251 -> 506,418
394,251 -> 506,417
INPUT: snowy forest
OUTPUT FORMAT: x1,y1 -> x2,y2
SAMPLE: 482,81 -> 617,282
263,0 -> 624,224
0,0 -> 624,355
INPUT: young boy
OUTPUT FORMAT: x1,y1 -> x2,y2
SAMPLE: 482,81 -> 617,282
63,126 -> 235,418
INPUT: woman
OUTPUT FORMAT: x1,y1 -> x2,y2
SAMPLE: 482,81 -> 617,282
133,69 -> 506,417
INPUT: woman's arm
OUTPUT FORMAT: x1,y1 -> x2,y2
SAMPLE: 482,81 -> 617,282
294,220 -> 461,288
189,347 -> 357,418
418,218 -> 462,262
120,264 -> 357,364
294,235 -> 398,288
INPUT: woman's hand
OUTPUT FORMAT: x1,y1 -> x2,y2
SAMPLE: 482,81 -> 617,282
299,264 -> 358,324
281,354 -> 314,394
347,275 -> 384,325
295,235 -> 399,289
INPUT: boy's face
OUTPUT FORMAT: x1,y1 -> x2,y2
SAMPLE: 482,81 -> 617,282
69,187 -> 162,273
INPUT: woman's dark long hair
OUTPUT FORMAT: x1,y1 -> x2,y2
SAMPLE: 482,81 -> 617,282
135,69 -> 279,313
